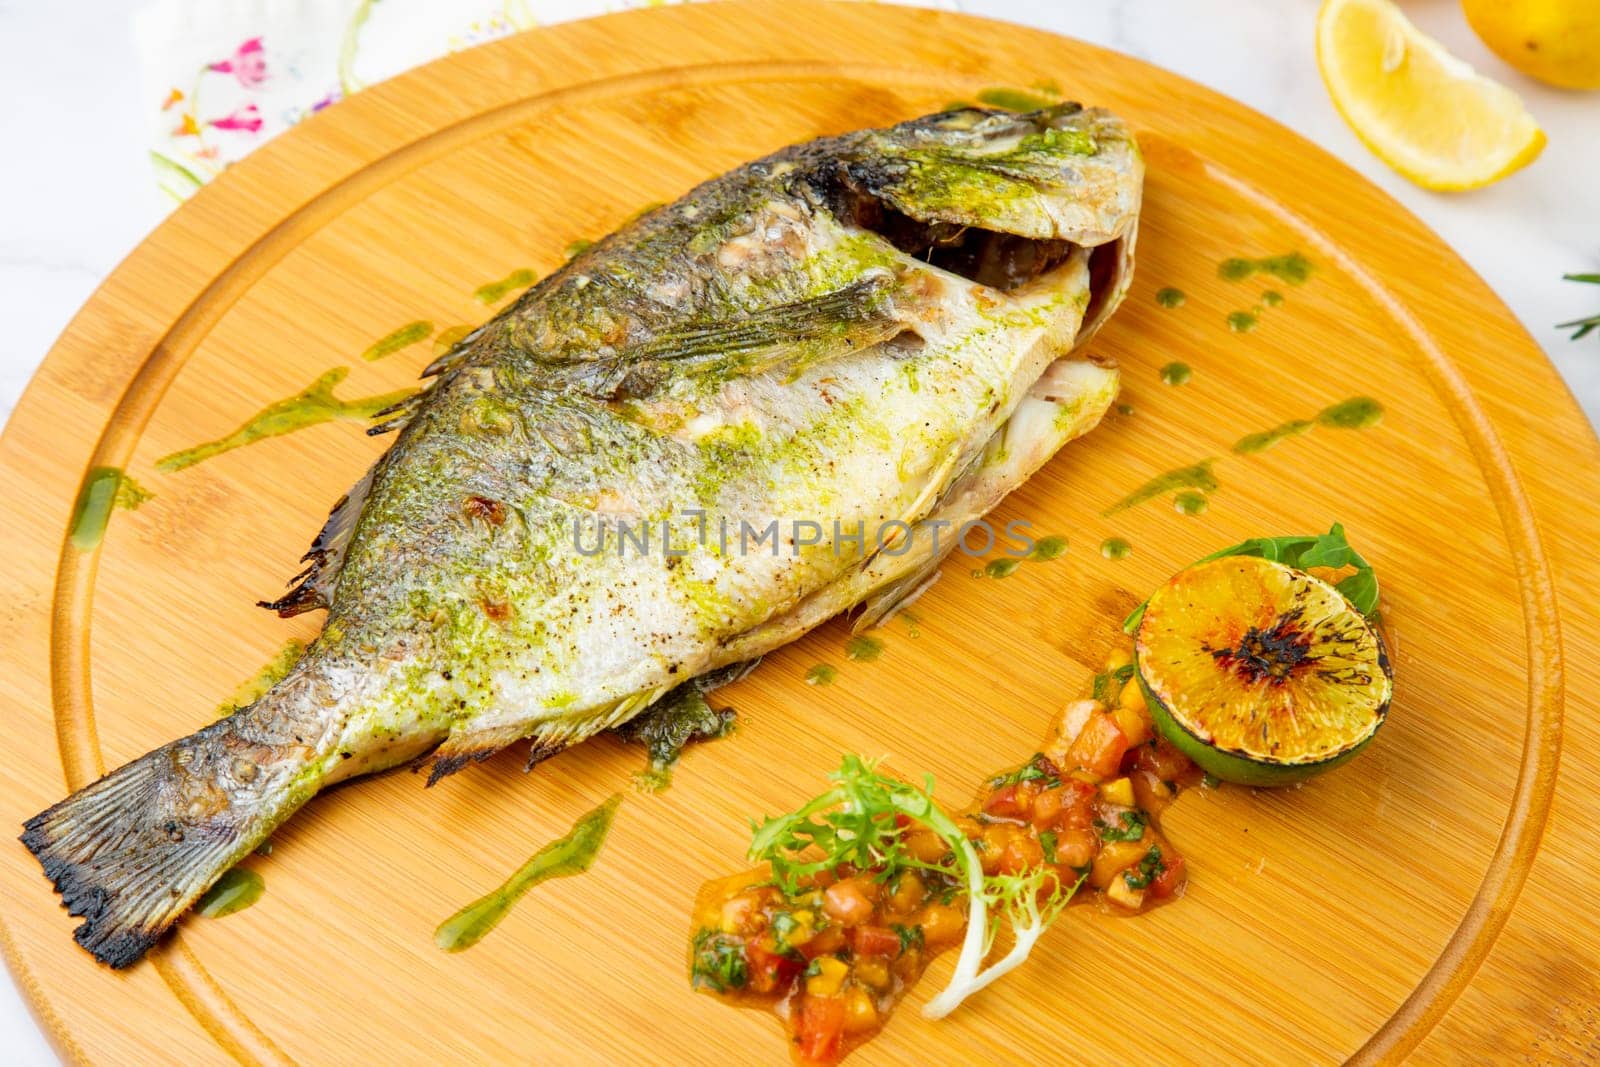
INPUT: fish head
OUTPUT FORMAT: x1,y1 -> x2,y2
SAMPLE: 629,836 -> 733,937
819,103 -> 1142,334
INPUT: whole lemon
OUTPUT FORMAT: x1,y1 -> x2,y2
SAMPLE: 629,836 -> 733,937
1462,0 -> 1600,90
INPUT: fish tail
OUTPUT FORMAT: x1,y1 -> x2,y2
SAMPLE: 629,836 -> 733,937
20,718 -> 313,968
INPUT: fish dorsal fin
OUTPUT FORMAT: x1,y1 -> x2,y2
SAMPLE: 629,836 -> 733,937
590,272 -> 907,399
257,462 -> 378,617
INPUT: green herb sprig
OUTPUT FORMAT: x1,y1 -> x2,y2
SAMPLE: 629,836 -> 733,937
1559,273 -> 1600,341
1122,523 -> 1379,634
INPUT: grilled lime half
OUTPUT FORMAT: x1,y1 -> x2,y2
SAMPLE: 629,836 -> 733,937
1135,554 -> 1391,786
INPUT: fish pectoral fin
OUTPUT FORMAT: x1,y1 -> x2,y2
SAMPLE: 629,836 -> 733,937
257,461 -> 379,617
610,273 -> 905,396
423,687 -> 671,786
854,564 -> 944,633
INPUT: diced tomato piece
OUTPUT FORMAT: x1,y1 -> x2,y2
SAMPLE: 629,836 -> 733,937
746,942 -> 802,994
796,995 -> 846,1063
851,924 -> 902,957
1054,778 -> 1098,829
798,925 -> 847,959
983,781 -> 1038,819
1128,768 -> 1175,817
1051,826 -> 1097,868
1065,712 -> 1129,780
822,878 -> 877,926
1129,737 -> 1196,782
1030,785 -> 1064,830
996,832 -> 1044,875
1149,851 -> 1187,899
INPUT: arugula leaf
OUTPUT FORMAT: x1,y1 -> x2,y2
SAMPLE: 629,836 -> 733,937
1094,810 -> 1147,841
1122,523 -> 1379,634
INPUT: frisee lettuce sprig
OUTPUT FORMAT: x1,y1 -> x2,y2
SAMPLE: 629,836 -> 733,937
747,755 -> 1083,1019
1122,523 -> 1379,634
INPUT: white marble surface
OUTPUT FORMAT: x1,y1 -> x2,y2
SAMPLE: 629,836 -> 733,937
0,0 -> 1594,1060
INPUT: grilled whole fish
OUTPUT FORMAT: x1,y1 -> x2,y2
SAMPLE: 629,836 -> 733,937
24,103 -> 1142,967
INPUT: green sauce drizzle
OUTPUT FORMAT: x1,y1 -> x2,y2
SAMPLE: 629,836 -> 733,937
435,794 -> 622,953
1173,490 -> 1209,516
985,557 -> 1022,579
1233,419 -> 1314,454
1261,290 -> 1285,307
216,639 -> 306,718
1159,361 -> 1192,386
805,663 -> 838,687
1226,311 -> 1258,333
844,635 -> 884,663
975,87 -> 1060,112
1029,535 -> 1069,561
196,868 -> 264,918
156,368 -> 415,473
1317,396 -> 1385,429
1100,537 -> 1132,560
1115,403 -> 1135,417
1103,460 -> 1218,515
1218,252 -> 1313,285
69,467 -> 153,550
474,268 -> 537,305
433,324 -> 475,356
1155,287 -> 1186,308
563,238 -> 595,260
359,320 -> 433,362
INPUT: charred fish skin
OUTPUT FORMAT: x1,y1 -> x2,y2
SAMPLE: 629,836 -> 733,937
22,103 -> 1142,967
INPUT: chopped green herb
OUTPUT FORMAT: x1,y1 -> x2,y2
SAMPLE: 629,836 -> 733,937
1038,831 -> 1059,864
1123,846 -> 1165,890
987,757 -> 1055,789
1095,810 -> 1147,842
613,684 -> 735,792
768,912 -> 806,956
691,929 -> 749,992
892,922 -> 925,955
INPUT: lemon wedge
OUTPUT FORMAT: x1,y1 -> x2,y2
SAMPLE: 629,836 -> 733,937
1316,0 -> 1546,191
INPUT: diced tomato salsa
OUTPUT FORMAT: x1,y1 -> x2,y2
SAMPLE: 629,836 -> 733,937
689,640 -> 1203,1064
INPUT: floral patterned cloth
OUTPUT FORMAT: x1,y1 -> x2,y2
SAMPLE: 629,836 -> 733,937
134,0 -> 692,204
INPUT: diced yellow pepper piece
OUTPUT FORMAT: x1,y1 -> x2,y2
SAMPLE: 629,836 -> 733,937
1107,876 -> 1146,910
1100,777 -> 1135,807
805,956 -> 849,997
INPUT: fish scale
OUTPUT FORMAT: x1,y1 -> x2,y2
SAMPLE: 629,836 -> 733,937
22,102 -> 1142,967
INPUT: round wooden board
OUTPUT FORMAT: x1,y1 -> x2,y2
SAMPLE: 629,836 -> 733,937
3,2 -> 1598,1063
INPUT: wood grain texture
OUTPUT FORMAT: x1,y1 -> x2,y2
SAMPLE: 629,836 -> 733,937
0,2 -> 1596,1063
